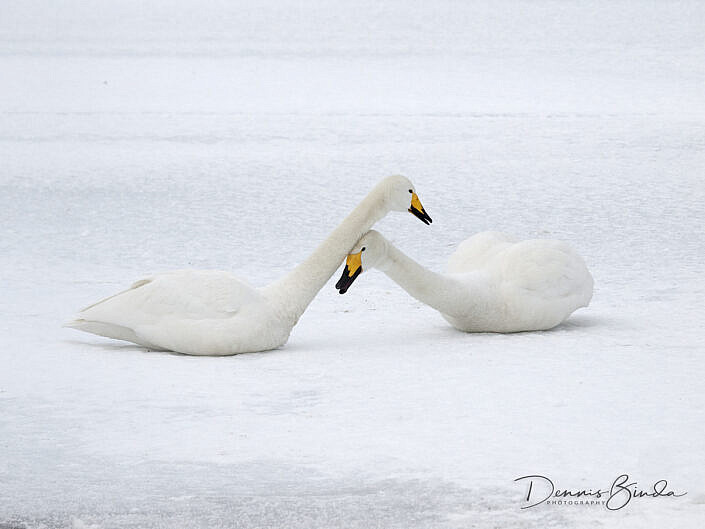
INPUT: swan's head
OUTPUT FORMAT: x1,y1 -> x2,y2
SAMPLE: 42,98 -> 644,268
335,230 -> 387,294
382,175 -> 432,225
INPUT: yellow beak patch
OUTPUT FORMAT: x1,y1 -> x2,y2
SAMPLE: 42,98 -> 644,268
345,251 -> 362,277
408,191 -> 432,224
410,192 -> 424,212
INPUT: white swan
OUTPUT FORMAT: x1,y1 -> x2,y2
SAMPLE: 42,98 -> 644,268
65,176 -> 433,355
336,230 -> 593,332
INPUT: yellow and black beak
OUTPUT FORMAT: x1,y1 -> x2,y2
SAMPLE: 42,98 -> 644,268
409,192 -> 432,225
335,251 -> 363,294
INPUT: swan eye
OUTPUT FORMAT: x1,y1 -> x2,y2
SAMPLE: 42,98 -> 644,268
408,189 -> 413,193
361,247 -> 366,251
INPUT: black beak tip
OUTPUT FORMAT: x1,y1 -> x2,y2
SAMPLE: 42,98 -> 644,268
335,267 -> 349,289
409,206 -> 432,225
335,266 -> 361,294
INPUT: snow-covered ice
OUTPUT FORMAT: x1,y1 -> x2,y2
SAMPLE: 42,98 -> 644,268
1,1 -> 704,527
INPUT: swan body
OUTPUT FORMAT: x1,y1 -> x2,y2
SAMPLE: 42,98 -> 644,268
336,230 -> 593,333
65,176 -> 433,355
68,271 -> 285,354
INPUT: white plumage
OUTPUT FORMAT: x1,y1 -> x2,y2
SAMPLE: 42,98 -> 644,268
67,271 -> 277,354
65,176 -> 432,355
337,230 -> 593,332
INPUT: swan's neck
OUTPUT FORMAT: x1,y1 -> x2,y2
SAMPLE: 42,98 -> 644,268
266,191 -> 388,321
378,243 -> 478,318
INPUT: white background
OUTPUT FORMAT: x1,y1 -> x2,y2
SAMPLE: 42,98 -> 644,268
1,1 -> 704,527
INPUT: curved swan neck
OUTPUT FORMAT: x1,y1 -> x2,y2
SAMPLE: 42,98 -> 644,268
266,185 -> 390,321
377,241 -> 473,318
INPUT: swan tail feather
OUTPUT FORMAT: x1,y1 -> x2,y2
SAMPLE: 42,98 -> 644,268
78,278 -> 153,313
63,318 -> 163,350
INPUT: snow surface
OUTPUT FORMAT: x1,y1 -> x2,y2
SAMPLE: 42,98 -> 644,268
1,1 -> 704,527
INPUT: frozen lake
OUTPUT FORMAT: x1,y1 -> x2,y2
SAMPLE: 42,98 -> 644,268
1,1 -> 704,527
